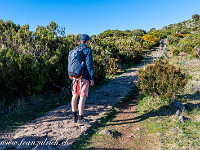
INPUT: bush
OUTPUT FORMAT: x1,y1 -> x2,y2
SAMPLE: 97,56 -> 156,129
167,36 -> 180,46
192,27 -> 197,31
0,20 -> 146,103
142,41 -> 153,49
173,33 -> 180,37
141,35 -> 158,46
105,58 -> 119,75
137,60 -> 188,103
177,32 -> 200,56
193,45 -> 200,58
115,38 -> 143,63
93,56 -> 106,85
172,48 -> 180,56
191,14 -> 200,21
172,33 -> 187,38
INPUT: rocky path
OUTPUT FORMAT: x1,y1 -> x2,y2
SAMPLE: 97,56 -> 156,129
0,40 -> 166,150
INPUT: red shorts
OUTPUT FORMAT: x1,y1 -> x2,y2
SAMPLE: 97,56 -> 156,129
72,78 -> 89,97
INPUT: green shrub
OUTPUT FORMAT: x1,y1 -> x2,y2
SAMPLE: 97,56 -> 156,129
191,14 -> 200,21
137,60 -> 188,103
192,27 -> 197,31
105,58 -> 119,75
142,41 -> 153,49
93,56 -> 106,84
172,48 -> 180,56
177,32 -> 200,57
193,45 -> 200,58
167,36 -> 180,46
0,20 -> 145,103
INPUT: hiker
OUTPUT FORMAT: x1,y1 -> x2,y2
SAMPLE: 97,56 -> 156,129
160,39 -> 164,47
69,34 -> 94,126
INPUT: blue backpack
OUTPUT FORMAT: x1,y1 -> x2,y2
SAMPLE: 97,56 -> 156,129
68,46 -> 86,79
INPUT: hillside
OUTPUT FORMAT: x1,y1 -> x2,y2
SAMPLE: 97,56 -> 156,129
161,14 -> 200,33
0,14 -> 200,150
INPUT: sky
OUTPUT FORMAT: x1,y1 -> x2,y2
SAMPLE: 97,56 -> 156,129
0,0 -> 200,36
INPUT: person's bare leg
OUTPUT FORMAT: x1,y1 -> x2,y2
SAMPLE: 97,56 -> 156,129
71,94 -> 78,112
78,96 -> 87,116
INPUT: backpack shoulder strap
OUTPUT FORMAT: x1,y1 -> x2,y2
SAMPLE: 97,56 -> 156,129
78,45 -> 87,51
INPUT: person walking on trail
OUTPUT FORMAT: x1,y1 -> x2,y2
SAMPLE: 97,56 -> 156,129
69,34 -> 94,126
160,39 -> 164,48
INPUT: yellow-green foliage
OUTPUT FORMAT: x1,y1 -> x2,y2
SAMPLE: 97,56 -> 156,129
177,32 -> 200,57
137,60 -> 187,103
93,56 -> 106,83
167,36 -> 180,46
106,58 -> 119,74
173,33 -> 187,38
0,20 -> 146,102
141,35 -> 158,45
172,48 -> 180,56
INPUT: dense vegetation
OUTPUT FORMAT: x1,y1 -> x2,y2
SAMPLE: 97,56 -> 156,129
163,14 -> 200,57
137,14 -> 200,106
0,20 -> 165,105
137,60 -> 188,103
0,13 -> 199,111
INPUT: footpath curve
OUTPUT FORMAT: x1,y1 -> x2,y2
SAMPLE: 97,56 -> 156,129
0,39 -> 167,150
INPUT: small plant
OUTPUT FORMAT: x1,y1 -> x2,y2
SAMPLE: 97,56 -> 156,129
173,33 -> 180,37
106,58 -> 119,75
167,36 -> 180,46
137,60 -> 188,104
93,56 -> 106,84
172,33 -> 187,38
172,48 -> 180,56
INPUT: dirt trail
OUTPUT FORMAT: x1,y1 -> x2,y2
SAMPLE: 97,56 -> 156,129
0,40 -> 166,150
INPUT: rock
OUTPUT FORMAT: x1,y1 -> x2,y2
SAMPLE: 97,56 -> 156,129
196,117 -> 200,123
176,109 -> 182,116
171,129 -> 182,133
135,127 -> 140,131
99,129 -> 112,136
155,132 -> 162,136
179,115 -> 186,125
173,99 -> 186,111
171,129 -> 179,132
128,134 -> 134,138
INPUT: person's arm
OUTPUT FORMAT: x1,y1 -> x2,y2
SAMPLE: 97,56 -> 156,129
85,49 -> 94,84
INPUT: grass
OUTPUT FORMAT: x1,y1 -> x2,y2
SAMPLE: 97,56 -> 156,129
166,46 -> 200,102
138,47 -> 200,149
136,94 -> 200,149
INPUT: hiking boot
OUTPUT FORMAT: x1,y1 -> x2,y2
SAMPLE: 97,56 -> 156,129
72,116 -> 78,123
77,119 -> 91,127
